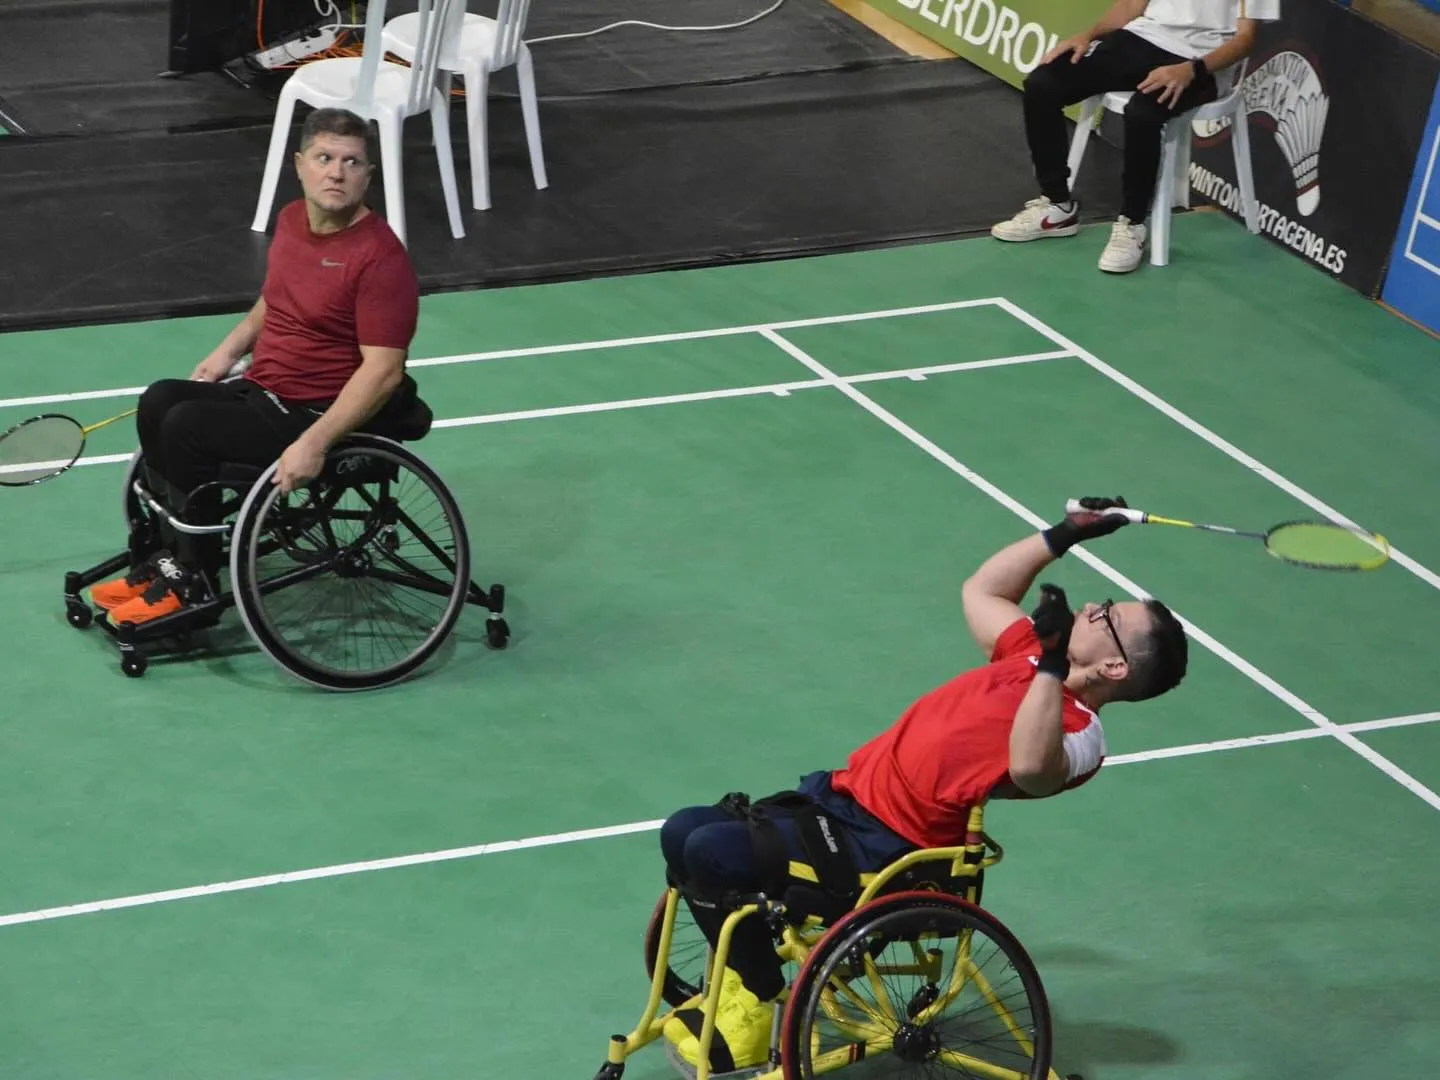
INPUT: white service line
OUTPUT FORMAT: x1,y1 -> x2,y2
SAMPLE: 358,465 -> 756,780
0,819 -> 667,929
0,385 -> 149,411
1,710 -> 1434,931
0,297 -> 1012,411
993,298 -> 1440,595
1106,709 -> 1440,765
429,380 -> 826,427
412,296 -> 1006,370
48,351 -> 1071,467
759,328 -> 1440,814
0,452 -> 130,477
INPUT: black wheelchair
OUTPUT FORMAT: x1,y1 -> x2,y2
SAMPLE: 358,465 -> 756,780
61,387 -> 510,689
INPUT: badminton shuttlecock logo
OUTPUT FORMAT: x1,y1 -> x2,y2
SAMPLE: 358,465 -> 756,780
1192,50 -> 1329,216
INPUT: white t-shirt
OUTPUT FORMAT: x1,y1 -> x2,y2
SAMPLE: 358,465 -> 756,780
1124,0 -> 1282,60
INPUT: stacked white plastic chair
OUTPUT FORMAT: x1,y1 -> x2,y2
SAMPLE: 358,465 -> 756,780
1065,58 -> 1259,266
250,0 -> 467,246
382,0 -> 547,211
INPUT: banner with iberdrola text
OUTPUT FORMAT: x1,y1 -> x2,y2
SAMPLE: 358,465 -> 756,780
867,0 -> 1111,88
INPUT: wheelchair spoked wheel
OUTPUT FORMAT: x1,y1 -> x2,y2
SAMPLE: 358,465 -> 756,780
229,436 -> 474,691
779,891 -> 1057,1080
642,889 -> 711,1008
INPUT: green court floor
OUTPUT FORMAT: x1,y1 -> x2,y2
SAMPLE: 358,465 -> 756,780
1,211 -> 1438,1079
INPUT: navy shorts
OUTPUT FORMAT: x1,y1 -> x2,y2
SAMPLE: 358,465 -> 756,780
659,770 -> 916,895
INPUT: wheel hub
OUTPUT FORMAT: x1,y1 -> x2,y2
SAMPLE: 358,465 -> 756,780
335,548 -> 372,578
893,1021 -> 939,1062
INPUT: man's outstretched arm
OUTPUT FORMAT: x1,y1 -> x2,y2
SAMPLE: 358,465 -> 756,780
962,535 -> 1059,657
961,498 -> 1132,655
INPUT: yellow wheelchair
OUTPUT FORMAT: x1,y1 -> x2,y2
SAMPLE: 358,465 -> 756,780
594,803 -> 1083,1080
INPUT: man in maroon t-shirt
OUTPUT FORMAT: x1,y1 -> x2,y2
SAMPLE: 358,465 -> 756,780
91,107 -> 421,625
657,498 -> 1190,1072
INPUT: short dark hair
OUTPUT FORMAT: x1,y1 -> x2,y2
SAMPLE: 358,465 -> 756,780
1116,599 -> 1188,702
299,107 -> 374,160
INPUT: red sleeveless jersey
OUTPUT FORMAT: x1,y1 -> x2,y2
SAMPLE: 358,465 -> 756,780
829,617 -> 1106,848
245,200 -> 419,404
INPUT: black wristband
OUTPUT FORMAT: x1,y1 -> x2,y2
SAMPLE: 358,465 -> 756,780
1035,649 -> 1070,680
1192,57 -> 1206,78
1041,521 -> 1078,558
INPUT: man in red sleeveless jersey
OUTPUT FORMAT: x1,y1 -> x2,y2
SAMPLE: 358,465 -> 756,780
91,108 -> 421,624
658,498 -> 1189,1072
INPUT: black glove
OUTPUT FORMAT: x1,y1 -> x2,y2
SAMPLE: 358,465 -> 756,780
1042,496 -> 1132,557
1030,583 -> 1073,680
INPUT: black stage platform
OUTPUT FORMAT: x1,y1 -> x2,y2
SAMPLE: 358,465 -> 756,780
0,0 -> 1123,333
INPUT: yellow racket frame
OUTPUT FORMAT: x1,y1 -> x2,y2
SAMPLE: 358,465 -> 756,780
0,407 -> 137,486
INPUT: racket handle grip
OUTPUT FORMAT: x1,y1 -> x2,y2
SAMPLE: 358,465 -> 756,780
1065,498 -> 1146,524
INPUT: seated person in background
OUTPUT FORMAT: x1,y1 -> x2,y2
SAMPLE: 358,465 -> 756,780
91,106 -> 420,625
991,0 -> 1278,273
658,498 -> 1189,1072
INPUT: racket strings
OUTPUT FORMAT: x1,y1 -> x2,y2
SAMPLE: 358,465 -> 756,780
0,416 -> 85,485
1265,521 -> 1389,569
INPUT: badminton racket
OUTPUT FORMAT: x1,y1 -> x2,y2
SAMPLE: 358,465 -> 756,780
1065,499 -> 1390,571
0,407 -> 137,486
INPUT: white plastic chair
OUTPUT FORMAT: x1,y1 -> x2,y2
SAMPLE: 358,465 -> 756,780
381,0 -> 547,211
1065,58 -> 1258,266
250,0 -> 466,246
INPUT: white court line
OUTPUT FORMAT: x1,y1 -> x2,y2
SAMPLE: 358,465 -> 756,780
0,452 -> 130,476
0,297 -> 1010,411
1,710 -> 1434,931
760,328 -> 1440,815
1106,709 -> 1440,765
43,352 -> 1072,469
0,820 -> 667,929
0,386 -> 148,411
993,298 -> 1440,595
430,351 -> 1069,429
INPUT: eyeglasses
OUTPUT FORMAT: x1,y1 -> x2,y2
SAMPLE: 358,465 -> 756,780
1089,599 -> 1129,666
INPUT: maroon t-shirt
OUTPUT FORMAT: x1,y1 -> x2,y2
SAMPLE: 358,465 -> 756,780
244,200 -> 419,404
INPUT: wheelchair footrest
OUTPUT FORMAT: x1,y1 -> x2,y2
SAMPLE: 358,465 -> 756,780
97,597 -> 228,643
64,553 -> 135,598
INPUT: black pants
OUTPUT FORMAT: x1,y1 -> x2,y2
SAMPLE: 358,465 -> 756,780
1022,30 -> 1218,223
135,378 -> 321,575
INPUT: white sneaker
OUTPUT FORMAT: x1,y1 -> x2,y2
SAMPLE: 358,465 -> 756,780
1098,216 -> 1147,273
990,196 -> 1079,242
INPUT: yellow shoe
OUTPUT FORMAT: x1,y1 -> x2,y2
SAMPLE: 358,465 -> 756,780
662,966 -> 773,1073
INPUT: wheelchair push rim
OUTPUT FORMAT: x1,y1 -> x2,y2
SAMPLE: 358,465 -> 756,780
229,436 -> 475,691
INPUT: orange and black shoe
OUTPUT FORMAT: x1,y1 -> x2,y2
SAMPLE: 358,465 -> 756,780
107,554 -> 196,627
89,550 -> 171,611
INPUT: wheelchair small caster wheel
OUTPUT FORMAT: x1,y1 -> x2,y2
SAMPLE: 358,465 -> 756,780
66,601 -> 93,629
121,653 -> 147,678
592,1062 -> 624,1079
485,617 -> 510,650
